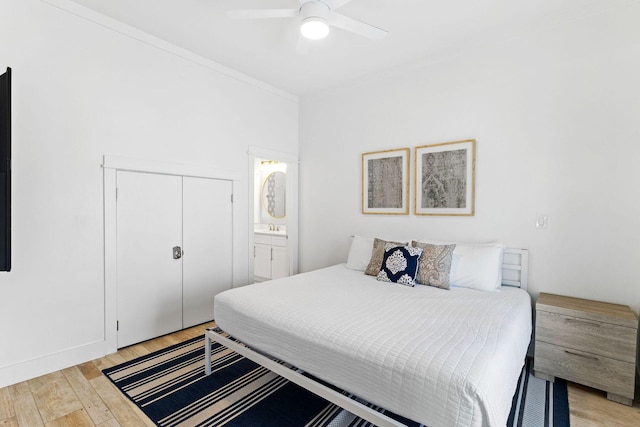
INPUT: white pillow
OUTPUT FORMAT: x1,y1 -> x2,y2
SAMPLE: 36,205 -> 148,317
346,235 -> 375,271
449,243 -> 506,291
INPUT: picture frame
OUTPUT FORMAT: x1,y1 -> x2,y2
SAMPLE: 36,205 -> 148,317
414,139 -> 475,216
362,148 -> 409,215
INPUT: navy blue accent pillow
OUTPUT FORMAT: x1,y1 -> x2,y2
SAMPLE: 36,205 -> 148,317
376,244 -> 422,287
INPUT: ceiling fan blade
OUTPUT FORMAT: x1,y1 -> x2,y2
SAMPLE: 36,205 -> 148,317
296,35 -> 310,55
329,13 -> 388,40
226,9 -> 299,19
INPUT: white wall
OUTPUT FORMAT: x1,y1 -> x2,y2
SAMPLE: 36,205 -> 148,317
299,4 -> 640,314
0,0 -> 298,386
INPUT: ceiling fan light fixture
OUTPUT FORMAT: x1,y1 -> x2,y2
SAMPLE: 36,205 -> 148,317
300,17 -> 330,40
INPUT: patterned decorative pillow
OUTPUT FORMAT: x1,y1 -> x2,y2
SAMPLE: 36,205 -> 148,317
364,238 -> 408,276
376,244 -> 423,287
411,241 -> 456,289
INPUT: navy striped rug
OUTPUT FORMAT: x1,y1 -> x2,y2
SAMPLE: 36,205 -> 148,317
103,336 -> 569,427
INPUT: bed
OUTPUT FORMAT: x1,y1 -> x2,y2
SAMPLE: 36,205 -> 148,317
206,244 -> 531,427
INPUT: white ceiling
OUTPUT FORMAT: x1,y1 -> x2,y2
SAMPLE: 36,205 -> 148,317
66,0 -> 620,95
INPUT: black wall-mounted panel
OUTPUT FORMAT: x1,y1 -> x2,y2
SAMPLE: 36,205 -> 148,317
0,67 -> 11,271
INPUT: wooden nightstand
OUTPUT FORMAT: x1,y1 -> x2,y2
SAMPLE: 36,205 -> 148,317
534,292 -> 638,406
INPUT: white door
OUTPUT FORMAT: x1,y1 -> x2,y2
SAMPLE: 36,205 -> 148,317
182,177 -> 233,327
116,171 -> 183,347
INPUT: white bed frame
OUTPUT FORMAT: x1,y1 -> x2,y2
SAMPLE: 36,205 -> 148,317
502,248 -> 529,290
204,248 -> 529,427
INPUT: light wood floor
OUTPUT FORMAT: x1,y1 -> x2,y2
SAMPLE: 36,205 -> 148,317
1,323 -> 639,426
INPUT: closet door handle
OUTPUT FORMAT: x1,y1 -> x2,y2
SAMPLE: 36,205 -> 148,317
173,246 -> 182,259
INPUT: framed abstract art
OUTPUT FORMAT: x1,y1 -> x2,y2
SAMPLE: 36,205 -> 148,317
414,139 -> 475,216
362,148 -> 409,215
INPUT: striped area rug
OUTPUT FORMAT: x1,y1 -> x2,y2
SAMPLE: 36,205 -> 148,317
103,335 -> 569,427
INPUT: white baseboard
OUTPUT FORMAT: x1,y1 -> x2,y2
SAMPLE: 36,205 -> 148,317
0,340 -> 106,388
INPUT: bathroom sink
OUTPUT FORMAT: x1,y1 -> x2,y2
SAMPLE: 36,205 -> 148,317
254,229 -> 287,236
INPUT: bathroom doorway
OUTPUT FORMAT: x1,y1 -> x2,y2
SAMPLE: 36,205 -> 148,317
248,148 -> 298,284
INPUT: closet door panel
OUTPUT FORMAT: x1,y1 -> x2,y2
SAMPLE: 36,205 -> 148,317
116,171 -> 183,347
182,177 -> 233,327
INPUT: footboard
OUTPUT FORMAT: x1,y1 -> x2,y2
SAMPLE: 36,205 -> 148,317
204,327 -> 408,427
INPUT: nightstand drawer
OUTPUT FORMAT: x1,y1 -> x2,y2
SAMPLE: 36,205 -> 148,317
536,311 -> 636,363
535,340 -> 635,398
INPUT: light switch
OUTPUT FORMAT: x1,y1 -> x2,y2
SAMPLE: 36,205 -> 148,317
535,214 -> 548,229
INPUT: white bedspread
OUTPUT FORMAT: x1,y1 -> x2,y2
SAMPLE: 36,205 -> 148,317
214,264 -> 532,427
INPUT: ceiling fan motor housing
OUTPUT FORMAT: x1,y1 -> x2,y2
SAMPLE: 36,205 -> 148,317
300,1 -> 331,39
301,1 -> 331,20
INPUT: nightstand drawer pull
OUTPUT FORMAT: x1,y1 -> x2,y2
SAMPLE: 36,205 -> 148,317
564,350 -> 599,360
564,318 -> 601,327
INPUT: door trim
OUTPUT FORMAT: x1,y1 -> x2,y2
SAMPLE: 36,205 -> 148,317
103,155 -> 241,354
103,155 -> 241,180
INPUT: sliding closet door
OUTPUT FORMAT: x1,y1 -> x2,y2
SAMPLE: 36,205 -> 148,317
182,177 -> 233,327
116,171 -> 183,348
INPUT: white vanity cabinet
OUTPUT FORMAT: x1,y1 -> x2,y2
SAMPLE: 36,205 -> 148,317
254,233 -> 289,281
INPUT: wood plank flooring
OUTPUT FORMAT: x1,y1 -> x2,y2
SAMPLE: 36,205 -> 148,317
0,322 -> 212,427
568,380 -> 640,426
1,322 -> 638,426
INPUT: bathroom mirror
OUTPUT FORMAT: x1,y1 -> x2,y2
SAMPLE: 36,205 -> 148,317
262,171 -> 286,218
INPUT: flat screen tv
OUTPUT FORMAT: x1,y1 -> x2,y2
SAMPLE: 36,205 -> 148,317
0,67 -> 11,271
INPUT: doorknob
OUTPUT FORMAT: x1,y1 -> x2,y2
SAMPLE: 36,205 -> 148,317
173,246 -> 182,259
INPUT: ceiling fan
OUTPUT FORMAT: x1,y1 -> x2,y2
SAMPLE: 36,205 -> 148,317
227,0 -> 388,41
